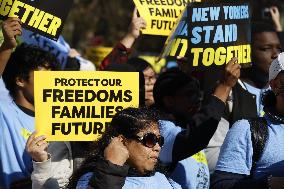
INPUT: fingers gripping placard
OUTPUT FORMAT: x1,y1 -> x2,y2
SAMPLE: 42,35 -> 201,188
34,71 -> 139,141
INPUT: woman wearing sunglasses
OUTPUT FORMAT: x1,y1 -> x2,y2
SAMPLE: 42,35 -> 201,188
68,107 -> 181,189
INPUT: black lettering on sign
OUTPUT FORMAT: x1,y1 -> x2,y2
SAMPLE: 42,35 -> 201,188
51,122 -> 107,135
0,0 -> 74,40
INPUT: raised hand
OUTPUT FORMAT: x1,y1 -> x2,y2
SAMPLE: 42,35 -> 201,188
1,17 -> 22,49
128,7 -> 147,39
213,57 -> 241,103
270,6 -> 282,32
104,137 -> 129,166
222,57 -> 241,88
121,7 -> 147,48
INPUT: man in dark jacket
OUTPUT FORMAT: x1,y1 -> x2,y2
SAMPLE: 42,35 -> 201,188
154,58 -> 240,188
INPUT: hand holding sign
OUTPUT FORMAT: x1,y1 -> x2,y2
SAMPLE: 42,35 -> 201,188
25,132 -> 49,162
222,57 -> 241,88
129,8 -> 147,39
0,0 -> 73,40
270,6 -> 282,32
104,137 -> 129,166
121,8 -> 146,48
1,17 -> 22,49
213,57 -> 240,103
34,71 -> 139,141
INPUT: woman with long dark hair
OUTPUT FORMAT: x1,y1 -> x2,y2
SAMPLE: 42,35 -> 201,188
68,107 -> 181,189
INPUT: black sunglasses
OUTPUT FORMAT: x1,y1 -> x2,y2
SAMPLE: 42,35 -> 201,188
130,132 -> 164,148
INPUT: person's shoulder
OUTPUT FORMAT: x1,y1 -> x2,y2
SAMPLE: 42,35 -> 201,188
0,99 -> 14,115
159,120 -> 182,135
0,102 -> 19,143
0,77 -> 12,100
154,172 -> 182,189
154,171 -> 167,178
125,172 -> 181,189
230,119 -> 251,133
221,119 -> 252,152
222,119 -> 252,148
216,119 -> 253,175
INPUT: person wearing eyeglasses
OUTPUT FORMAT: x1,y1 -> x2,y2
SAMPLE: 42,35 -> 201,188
126,57 -> 157,107
67,107 -> 182,189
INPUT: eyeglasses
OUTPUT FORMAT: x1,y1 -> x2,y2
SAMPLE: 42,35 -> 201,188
130,133 -> 164,148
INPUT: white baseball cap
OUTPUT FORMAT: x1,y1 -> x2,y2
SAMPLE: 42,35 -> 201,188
269,52 -> 284,81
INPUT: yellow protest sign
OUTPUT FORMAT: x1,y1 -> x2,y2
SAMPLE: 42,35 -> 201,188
0,0 -> 73,40
187,2 -> 251,69
133,0 -> 201,36
161,2 -> 251,69
34,71 -> 139,141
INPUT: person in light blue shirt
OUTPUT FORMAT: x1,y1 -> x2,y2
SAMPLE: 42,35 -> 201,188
205,21 -> 281,175
69,107 -> 182,189
159,120 -> 209,189
0,18 -> 59,189
77,171 -> 182,189
0,97 -> 35,189
215,118 -> 284,179
211,52 -> 284,189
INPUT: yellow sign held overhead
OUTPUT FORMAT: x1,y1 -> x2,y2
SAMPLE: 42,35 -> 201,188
0,0 -> 73,40
133,0 -> 201,36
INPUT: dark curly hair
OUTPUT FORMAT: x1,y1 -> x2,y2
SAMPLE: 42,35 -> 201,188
2,43 -> 59,98
153,68 -> 200,109
127,57 -> 153,72
68,107 -> 160,188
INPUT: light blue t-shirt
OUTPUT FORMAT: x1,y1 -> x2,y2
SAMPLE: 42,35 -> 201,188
0,78 -> 11,101
216,117 -> 284,179
76,172 -> 182,189
124,172 -> 181,189
0,99 -> 34,189
159,120 -> 210,189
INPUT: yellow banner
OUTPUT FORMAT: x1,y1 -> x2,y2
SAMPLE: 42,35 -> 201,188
34,71 -> 139,141
0,0 -> 73,40
133,0 -> 201,36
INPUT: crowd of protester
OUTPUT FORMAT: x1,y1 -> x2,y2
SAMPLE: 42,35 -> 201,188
1,2 -> 284,189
